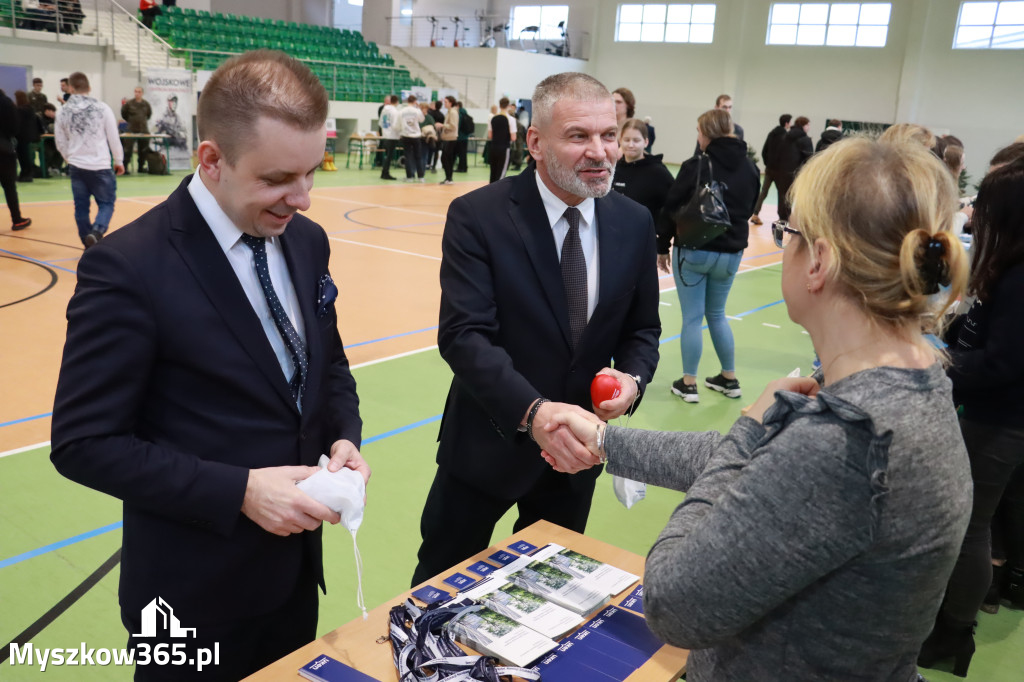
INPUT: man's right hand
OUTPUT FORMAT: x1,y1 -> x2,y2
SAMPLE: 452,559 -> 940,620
241,466 -> 341,536
532,401 -> 602,474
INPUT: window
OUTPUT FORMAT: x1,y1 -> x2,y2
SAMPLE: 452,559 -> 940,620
954,1 -> 1024,48
615,4 -> 717,43
511,5 -> 569,41
766,3 -> 891,47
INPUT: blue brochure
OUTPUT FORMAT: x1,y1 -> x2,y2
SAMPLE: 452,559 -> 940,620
411,585 -> 451,605
530,639 -> 624,681
488,550 -> 518,566
562,629 -> 639,679
298,654 -> 381,682
583,606 -> 662,660
508,540 -> 538,554
618,584 -> 644,614
442,572 -> 476,590
466,560 -> 498,576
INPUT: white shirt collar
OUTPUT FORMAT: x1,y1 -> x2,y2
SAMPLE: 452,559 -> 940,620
534,169 -> 595,230
188,172 -> 276,253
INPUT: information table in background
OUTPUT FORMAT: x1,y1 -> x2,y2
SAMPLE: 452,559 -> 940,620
243,520 -> 688,682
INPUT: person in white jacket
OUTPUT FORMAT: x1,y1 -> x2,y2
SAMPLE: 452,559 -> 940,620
55,71 -> 124,248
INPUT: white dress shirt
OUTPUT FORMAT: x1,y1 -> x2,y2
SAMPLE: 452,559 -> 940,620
535,171 -> 600,320
188,173 -> 307,399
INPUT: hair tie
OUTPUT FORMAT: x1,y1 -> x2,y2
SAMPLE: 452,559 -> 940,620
920,235 -> 949,294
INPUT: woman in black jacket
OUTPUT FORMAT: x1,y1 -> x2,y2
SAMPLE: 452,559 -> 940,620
14,90 -> 42,182
657,109 -> 758,404
919,156 -> 1024,676
612,118 -> 673,225
775,115 -> 813,220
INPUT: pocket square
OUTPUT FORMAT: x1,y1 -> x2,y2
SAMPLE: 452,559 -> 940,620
317,273 -> 338,318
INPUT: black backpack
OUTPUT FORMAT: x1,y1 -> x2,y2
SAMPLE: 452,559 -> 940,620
458,109 -> 474,135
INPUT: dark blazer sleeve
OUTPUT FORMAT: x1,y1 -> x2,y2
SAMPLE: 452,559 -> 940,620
656,157 -> 699,254
437,195 -> 542,437
50,244 -> 248,537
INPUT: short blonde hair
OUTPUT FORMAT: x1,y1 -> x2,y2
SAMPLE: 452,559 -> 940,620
789,136 -> 968,334
197,50 -> 327,164
697,109 -> 734,141
879,123 -> 936,150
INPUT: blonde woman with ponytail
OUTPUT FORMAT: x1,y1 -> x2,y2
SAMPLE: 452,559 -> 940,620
542,136 -> 973,681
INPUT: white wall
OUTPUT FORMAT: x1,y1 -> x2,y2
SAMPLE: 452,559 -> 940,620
583,0 -> 1022,181
210,0 -> 332,25
177,0 -> 212,12
494,47 -> 589,104
334,0 -> 363,31
0,36 -> 140,115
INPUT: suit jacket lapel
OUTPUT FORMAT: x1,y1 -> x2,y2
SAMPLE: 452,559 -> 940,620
280,228 -> 323,421
508,167 -> 573,348
167,178 -> 299,413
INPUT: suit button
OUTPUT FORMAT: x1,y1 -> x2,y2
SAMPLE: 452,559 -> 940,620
300,432 -> 307,441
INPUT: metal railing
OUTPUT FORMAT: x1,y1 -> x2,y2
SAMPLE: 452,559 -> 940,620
1,0 -> 179,78
384,14 -> 590,59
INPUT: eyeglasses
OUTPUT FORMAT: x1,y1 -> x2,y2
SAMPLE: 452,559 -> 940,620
772,220 -> 801,248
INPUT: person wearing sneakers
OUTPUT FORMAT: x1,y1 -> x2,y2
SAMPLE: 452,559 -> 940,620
399,94 -> 425,183
0,89 -> 31,231
378,94 -> 400,180
657,109 -> 758,403
54,72 -> 124,248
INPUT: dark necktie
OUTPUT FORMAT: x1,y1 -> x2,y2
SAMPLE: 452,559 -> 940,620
560,207 -> 588,348
240,234 -> 308,405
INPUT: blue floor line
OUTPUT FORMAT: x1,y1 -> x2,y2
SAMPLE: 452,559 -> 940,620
0,248 -> 78,275
0,412 -> 53,428
0,521 -> 123,570
346,325 -> 438,348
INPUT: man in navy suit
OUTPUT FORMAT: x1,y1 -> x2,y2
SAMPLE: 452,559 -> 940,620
51,50 -> 369,681
411,72 -> 661,586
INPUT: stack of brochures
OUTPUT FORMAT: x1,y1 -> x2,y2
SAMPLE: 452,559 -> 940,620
444,543 -> 642,669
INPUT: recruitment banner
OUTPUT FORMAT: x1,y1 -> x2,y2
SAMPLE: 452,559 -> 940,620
146,68 -> 193,171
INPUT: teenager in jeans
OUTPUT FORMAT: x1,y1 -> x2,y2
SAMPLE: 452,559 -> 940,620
657,109 -> 758,403
54,72 -> 124,248
545,136 -> 973,682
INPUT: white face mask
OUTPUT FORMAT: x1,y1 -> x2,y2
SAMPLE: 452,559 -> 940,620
297,455 -> 368,618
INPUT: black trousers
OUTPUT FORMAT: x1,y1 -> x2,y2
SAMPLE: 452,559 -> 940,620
440,140 -> 457,181
123,565 -> 318,681
411,465 -> 598,587
941,418 -> 1024,625
123,136 -> 151,172
0,146 -> 24,223
16,140 -> 35,180
753,167 -> 781,215
488,145 -> 510,183
775,172 -> 796,221
379,138 -> 398,177
455,138 -> 469,172
992,461 -> 1024,566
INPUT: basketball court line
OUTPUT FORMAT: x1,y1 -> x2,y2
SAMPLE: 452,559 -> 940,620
327,236 -> 442,261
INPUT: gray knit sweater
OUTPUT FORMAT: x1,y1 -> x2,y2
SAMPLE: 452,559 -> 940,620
605,364 -> 971,681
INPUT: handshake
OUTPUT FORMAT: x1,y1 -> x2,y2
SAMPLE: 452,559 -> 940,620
530,368 -> 639,475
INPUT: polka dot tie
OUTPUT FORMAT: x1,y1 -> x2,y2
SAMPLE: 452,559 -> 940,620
241,234 -> 308,405
561,207 -> 587,348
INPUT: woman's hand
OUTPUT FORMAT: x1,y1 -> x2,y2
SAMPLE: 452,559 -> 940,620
741,377 -> 820,424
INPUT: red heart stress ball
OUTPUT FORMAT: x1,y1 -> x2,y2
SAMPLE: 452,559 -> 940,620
590,374 -> 621,405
